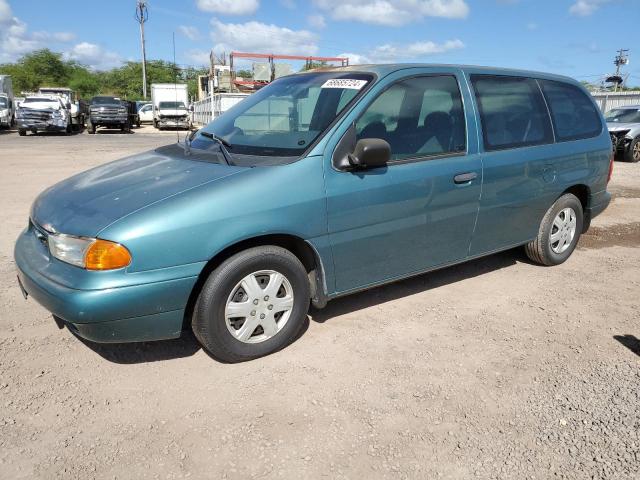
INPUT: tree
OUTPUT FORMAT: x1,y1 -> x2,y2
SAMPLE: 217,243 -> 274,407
0,49 -> 71,93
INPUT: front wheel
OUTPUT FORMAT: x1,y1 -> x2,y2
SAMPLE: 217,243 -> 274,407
18,129 -> 26,136
624,136 -> 640,163
192,246 -> 310,363
87,121 -> 95,134
525,193 -> 583,266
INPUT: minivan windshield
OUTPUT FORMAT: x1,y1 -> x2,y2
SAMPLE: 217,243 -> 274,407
605,108 -> 640,123
159,101 -> 186,109
196,72 -> 373,160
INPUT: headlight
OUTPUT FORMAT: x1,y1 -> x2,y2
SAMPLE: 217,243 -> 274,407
48,234 -> 131,270
118,108 -> 127,114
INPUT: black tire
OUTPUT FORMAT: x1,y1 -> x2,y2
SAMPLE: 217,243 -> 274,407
525,193 -> 584,266
136,121 -> 141,128
192,246 -> 310,363
65,122 -> 72,135
624,136 -> 640,163
87,121 -> 95,134
18,129 -> 26,136
153,119 -> 158,129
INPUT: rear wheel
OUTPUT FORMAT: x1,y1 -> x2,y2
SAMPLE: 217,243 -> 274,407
624,136 -> 640,163
525,193 -> 583,266
18,129 -> 26,136
192,246 -> 310,363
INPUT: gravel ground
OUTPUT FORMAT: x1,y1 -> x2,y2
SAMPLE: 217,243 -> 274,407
0,126 -> 639,479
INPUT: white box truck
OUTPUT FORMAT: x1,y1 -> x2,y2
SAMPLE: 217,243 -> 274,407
150,83 -> 191,130
0,75 -> 15,129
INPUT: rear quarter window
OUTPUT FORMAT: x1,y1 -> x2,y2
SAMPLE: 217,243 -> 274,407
539,80 -> 602,141
471,75 -> 554,151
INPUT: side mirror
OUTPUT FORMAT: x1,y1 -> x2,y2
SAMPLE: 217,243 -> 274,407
347,138 -> 390,169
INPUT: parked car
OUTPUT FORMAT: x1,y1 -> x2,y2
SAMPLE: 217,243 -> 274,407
15,65 -> 612,362
15,95 -> 72,135
138,102 -> 154,124
38,87 -> 87,132
151,83 -> 191,130
87,96 -> 129,134
123,100 -> 140,128
605,105 -> 640,163
0,74 -> 15,129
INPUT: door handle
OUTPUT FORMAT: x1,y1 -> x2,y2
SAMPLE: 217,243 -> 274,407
453,172 -> 478,184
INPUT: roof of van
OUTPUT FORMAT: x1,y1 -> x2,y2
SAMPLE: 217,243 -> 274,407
303,63 -> 579,84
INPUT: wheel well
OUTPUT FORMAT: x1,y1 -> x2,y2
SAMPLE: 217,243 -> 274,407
562,184 -> 590,232
182,234 -> 325,330
563,184 -> 589,212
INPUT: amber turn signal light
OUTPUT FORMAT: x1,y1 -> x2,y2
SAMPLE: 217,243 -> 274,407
85,239 -> 132,270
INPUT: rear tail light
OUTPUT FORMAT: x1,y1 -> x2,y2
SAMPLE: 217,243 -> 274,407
607,152 -> 614,184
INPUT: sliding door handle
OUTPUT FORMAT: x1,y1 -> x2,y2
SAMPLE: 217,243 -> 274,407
453,172 -> 478,184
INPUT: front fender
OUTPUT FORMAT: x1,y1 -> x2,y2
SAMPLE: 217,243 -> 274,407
99,155 -> 330,275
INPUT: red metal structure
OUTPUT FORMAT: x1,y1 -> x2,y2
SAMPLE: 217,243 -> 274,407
229,52 -> 349,89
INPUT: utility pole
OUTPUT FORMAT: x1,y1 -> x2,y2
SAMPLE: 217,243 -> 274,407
613,49 -> 629,92
135,0 -> 149,99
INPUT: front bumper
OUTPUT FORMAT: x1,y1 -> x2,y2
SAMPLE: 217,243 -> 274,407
17,119 -> 66,132
14,226 -> 201,343
90,114 -> 128,124
158,118 -> 190,128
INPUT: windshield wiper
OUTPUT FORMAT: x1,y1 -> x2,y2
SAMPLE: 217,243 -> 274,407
200,131 -> 234,166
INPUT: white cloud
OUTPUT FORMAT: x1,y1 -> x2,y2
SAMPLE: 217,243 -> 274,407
569,0 -> 610,16
307,14 -> 326,29
314,0 -> 469,26
338,39 -> 464,64
0,0 -> 11,23
0,0 -> 76,62
178,25 -> 200,40
373,39 -> 464,60
210,18 -> 318,56
337,52 -> 373,64
185,49 -> 211,66
196,0 -> 259,15
64,42 -> 122,70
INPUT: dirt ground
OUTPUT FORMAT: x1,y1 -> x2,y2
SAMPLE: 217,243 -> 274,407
0,126 -> 639,480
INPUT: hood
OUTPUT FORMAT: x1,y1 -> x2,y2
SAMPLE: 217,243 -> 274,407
21,101 -> 60,111
159,108 -> 188,116
32,144 -> 245,237
607,122 -> 638,132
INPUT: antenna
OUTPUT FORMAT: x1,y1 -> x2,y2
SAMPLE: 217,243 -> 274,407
135,0 -> 149,99
173,31 -> 180,145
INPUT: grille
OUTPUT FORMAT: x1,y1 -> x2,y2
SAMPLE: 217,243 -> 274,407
21,110 -> 52,121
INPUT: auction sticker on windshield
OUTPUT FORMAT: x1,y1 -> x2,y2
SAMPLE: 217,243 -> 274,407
321,79 -> 368,90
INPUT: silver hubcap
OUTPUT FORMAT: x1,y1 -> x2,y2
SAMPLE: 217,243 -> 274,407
225,270 -> 294,344
550,207 -> 577,254
633,142 -> 640,161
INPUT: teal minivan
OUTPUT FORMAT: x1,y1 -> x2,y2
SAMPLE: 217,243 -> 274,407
15,64 -> 612,362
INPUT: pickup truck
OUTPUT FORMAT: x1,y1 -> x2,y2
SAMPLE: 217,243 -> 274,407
87,96 -> 130,134
16,95 -> 72,135
0,74 -> 15,129
38,87 -> 86,131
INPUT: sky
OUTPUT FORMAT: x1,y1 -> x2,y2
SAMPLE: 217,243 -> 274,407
0,0 -> 638,84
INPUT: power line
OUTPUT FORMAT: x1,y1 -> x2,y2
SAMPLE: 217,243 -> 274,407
135,0 -> 149,99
